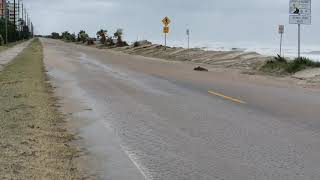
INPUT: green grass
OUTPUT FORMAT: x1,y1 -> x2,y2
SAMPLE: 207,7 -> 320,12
260,55 -> 320,74
0,39 -> 81,179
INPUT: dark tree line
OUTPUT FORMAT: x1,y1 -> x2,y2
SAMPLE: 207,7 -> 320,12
0,18 -> 32,45
48,28 -> 128,47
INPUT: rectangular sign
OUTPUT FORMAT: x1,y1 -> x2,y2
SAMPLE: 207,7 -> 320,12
163,27 -> 169,33
289,15 -> 311,25
289,0 -> 311,15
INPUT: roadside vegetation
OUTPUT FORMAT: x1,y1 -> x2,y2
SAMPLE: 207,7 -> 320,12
260,55 -> 320,74
0,39 -> 82,179
0,18 -> 32,45
48,28 -> 128,47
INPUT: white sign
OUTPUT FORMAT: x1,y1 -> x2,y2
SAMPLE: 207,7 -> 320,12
289,0 -> 311,24
289,0 -> 311,15
290,15 -> 311,25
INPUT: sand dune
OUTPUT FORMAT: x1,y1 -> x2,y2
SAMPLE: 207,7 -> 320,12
113,42 -> 269,70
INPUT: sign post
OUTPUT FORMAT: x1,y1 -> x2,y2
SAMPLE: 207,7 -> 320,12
186,29 -> 190,49
278,25 -> 284,56
162,16 -> 171,49
289,0 -> 311,58
4,0 -> 8,44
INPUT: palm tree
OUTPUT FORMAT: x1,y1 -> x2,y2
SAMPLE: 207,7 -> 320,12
96,29 -> 107,44
114,29 -> 123,46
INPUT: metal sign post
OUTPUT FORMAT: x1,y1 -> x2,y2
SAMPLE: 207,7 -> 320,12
165,33 -> 167,48
186,29 -> 190,49
278,25 -> 284,56
162,16 -> 171,50
289,0 -> 311,58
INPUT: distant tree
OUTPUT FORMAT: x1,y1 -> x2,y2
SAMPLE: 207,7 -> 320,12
114,29 -> 128,47
61,31 -> 76,42
51,32 -> 60,39
96,29 -> 108,44
114,29 -> 123,45
71,33 -> 76,42
78,30 -> 89,43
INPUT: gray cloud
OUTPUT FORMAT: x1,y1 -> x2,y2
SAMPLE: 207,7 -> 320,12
24,0 -> 320,47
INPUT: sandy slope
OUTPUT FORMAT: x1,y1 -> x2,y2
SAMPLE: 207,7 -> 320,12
111,43 -> 268,70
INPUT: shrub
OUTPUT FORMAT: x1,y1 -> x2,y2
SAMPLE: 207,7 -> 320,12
274,54 -> 287,63
133,41 -> 140,47
51,32 -> 60,39
260,56 -> 320,74
87,38 -> 95,45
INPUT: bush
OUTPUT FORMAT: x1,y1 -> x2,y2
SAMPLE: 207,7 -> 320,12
133,41 -> 140,47
51,32 -> 61,39
274,54 -> 287,63
286,57 -> 320,73
261,56 -> 320,74
87,38 -> 95,45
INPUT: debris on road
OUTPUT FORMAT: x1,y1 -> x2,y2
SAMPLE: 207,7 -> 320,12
194,66 -> 209,72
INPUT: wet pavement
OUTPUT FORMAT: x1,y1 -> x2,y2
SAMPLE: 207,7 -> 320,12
42,38 -> 320,180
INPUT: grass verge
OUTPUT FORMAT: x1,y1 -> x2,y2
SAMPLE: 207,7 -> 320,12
0,39 -> 82,179
260,55 -> 320,74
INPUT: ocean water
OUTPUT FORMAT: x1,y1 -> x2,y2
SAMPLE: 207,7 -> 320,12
150,39 -> 320,62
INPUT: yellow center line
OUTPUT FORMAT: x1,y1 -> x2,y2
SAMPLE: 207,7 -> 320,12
208,90 -> 247,104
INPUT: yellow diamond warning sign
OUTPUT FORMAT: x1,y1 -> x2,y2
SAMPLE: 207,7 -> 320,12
162,16 -> 171,26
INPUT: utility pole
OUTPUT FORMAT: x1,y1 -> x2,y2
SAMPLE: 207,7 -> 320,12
14,0 -> 16,30
21,2 -> 23,24
17,0 -> 20,38
298,24 -> 301,58
4,0 -> 8,44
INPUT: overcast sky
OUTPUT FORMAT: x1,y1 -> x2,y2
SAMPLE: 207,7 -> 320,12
24,0 -> 320,48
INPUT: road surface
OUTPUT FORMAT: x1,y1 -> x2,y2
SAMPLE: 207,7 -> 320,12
42,38 -> 320,180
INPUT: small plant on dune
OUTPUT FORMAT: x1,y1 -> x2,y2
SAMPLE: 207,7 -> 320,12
274,54 -> 287,63
286,57 -> 320,73
133,41 -> 140,47
261,55 -> 320,74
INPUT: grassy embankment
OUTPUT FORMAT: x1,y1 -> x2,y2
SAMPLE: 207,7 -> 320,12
260,55 -> 320,75
0,39 -> 82,179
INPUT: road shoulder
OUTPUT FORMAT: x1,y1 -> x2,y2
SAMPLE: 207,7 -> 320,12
0,39 -> 85,179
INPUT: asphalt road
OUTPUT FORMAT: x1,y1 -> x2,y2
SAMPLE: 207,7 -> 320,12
42,38 -> 320,180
